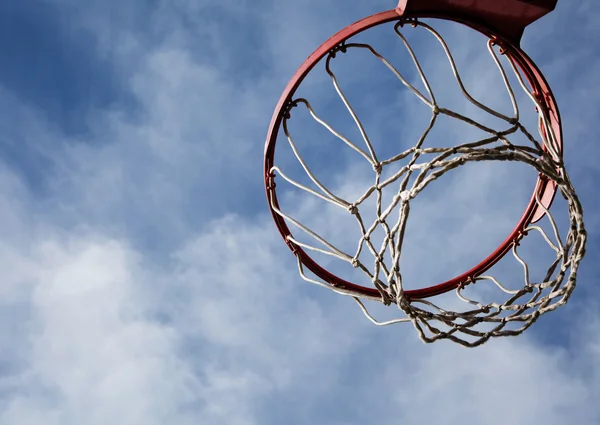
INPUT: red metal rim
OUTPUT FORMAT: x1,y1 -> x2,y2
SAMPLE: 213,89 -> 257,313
264,9 -> 562,301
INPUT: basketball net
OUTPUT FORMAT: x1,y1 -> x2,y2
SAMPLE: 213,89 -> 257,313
267,21 -> 586,347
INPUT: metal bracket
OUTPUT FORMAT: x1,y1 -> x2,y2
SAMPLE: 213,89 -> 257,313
397,0 -> 558,45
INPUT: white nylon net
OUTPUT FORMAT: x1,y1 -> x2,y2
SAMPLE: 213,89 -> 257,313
268,20 -> 586,346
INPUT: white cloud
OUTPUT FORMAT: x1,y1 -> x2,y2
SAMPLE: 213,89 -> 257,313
0,233 -> 199,425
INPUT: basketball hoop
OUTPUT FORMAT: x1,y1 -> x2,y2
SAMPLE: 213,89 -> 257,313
264,0 -> 586,346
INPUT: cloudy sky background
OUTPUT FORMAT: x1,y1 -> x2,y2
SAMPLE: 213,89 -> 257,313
1,0 -> 599,424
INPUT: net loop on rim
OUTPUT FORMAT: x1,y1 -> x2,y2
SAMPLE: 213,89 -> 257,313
267,19 -> 586,346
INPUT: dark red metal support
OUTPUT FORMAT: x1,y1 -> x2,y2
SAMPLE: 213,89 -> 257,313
397,0 -> 558,44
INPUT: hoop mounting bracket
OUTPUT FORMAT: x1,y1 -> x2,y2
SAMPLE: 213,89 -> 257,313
397,0 -> 558,44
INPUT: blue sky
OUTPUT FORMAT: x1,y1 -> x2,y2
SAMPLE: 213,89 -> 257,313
0,0 -> 599,424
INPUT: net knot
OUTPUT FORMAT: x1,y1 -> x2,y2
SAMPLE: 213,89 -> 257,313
283,100 -> 299,119
330,43 -> 347,58
397,18 -> 418,29
397,190 -> 411,203
285,238 -> 299,254
491,38 -> 507,55
397,297 -> 413,316
347,204 -> 359,215
373,162 -> 382,173
266,171 -> 277,190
